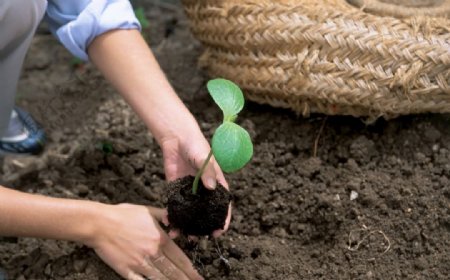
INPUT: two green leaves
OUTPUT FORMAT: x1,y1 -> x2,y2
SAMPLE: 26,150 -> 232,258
207,79 -> 253,173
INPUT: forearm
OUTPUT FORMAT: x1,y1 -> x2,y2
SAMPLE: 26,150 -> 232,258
88,29 -> 202,145
0,185 -> 98,243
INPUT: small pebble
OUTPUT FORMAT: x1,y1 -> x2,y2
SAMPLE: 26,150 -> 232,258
73,259 -> 88,273
75,184 -> 89,196
414,257 -> 427,270
228,248 -> 244,260
199,238 -> 208,251
44,264 -> 52,275
350,190 -> 359,201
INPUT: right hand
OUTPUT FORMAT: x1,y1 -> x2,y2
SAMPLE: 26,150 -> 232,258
161,135 -> 232,239
86,203 -> 203,280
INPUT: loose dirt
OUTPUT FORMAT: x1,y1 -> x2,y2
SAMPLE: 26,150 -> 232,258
167,176 -> 231,236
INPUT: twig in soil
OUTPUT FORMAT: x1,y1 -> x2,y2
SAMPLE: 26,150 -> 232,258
11,159 -> 26,168
347,225 -> 391,256
154,39 -> 168,53
313,116 -> 328,158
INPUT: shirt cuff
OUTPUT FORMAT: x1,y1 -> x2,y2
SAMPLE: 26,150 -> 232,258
47,0 -> 141,61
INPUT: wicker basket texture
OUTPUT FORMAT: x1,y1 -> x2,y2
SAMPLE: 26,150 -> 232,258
182,0 -> 450,120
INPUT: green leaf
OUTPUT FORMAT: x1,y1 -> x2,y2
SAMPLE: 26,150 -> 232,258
98,141 -> 113,154
70,57 -> 84,68
212,122 -> 253,173
207,79 -> 244,122
134,7 -> 150,29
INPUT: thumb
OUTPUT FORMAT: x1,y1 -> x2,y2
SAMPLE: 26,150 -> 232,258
147,207 -> 169,225
190,148 -> 218,190
198,156 -> 218,190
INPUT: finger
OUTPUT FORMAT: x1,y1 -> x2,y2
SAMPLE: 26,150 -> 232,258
165,166 -> 197,182
168,229 -> 180,239
212,203 -> 232,238
161,240 -> 203,280
135,257 -> 168,280
213,161 -> 228,189
166,164 -> 197,182
200,163 -> 217,190
126,271 -> 145,280
162,215 -> 170,227
164,163 -> 179,182
188,235 -> 199,243
150,252 -> 190,280
147,207 -> 168,223
163,144 -> 181,182
191,153 -> 217,190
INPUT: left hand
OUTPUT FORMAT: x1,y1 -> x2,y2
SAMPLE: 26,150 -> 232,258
88,204 -> 203,280
160,133 -> 231,238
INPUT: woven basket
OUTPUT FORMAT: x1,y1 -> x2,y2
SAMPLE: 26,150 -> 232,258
181,0 -> 450,120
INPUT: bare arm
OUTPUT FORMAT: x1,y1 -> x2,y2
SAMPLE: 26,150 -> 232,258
0,185 -> 202,279
87,29 -> 225,187
87,29 -> 199,146
0,28 -> 221,280
0,185 -> 96,242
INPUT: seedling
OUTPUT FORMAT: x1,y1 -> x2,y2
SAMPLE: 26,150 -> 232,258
167,79 -> 253,235
134,7 -> 150,30
70,57 -> 85,70
192,78 -> 253,194
97,141 -> 113,155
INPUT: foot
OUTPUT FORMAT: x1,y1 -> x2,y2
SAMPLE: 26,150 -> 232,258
0,107 -> 45,155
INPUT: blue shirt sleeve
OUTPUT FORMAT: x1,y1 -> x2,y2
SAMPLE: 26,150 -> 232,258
46,0 -> 141,61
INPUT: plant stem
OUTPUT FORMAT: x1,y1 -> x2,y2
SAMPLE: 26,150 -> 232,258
192,149 -> 214,194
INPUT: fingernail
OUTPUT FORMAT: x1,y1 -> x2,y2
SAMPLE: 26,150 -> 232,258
162,216 -> 170,227
207,178 -> 216,189
169,230 -> 179,239
188,236 -> 199,243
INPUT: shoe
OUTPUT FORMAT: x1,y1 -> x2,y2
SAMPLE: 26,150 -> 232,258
0,107 -> 45,155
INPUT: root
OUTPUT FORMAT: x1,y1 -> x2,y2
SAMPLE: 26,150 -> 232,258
313,117 -> 328,158
214,239 -> 231,269
347,225 -> 391,257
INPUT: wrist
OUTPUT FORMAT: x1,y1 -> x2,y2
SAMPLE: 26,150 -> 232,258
74,201 -> 110,247
156,113 -> 204,146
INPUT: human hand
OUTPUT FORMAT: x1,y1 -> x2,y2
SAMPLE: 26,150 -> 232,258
85,203 -> 203,280
161,134 -> 231,238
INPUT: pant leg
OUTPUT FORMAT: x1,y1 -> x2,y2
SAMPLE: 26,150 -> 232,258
0,0 -> 47,137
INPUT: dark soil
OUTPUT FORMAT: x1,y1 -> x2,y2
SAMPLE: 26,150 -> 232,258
1,1 -> 450,279
167,176 -> 231,236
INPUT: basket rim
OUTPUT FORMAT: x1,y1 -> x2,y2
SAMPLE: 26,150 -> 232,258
348,0 -> 450,18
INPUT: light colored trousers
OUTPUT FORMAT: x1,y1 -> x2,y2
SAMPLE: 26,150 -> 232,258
0,0 -> 47,137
